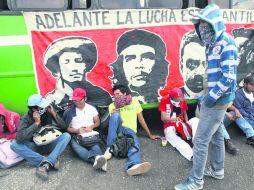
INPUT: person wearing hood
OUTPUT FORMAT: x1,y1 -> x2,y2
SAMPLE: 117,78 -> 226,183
0,104 -> 20,140
175,4 -> 238,190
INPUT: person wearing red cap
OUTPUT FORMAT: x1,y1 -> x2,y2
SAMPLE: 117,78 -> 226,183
63,88 -> 107,172
159,87 -> 199,161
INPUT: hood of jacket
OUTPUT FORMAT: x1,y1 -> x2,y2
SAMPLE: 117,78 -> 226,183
0,103 -> 8,117
192,4 -> 226,43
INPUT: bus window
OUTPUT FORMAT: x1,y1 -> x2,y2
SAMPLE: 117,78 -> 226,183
146,0 -> 183,9
98,0 -> 140,9
195,0 -> 208,8
72,0 -> 88,9
232,0 -> 254,9
184,0 -> 208,8
208,0 -> 231,8
0,0 -> 9,10
7,0 -> 69,11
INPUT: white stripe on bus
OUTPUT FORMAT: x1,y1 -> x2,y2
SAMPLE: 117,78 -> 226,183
0,35 -> 29,46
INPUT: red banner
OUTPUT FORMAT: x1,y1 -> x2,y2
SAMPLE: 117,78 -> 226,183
23,9 -> 254,108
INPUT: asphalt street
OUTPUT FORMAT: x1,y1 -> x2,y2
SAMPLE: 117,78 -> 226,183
1,109 -> 254,190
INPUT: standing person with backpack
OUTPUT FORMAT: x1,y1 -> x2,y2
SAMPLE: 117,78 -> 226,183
104,84 -> 160,176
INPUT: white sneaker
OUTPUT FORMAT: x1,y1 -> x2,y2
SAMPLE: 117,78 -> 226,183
93,155 -> 106,170
101,161 -> 107,172
127,162 -> 151,176
104,148 -> 112,160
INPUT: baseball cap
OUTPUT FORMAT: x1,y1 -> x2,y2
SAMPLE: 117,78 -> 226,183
170,87 -> 183,99
244,76 -> 254,84
72,88 -> 87,101
27,94 -> 49,108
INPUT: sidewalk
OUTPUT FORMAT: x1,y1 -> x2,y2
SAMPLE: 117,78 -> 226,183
1,124 -> 254,190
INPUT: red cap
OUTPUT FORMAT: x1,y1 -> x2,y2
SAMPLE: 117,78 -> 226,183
72,88 -> 87,101
169,87 -> 183,98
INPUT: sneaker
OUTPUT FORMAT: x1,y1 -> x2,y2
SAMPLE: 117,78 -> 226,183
101,161 -> 107,172
126,162 -> 151,176
104,148 -> 112,160
246,136 -> 254,146
204,166 -> 224,180
36,164 -> 49,181
53,160 -> 60,170
225,139 -> 239,155
175,178 -> 203,190
93,155 -> 106,170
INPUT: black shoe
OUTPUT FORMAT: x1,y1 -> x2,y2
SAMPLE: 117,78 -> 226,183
225,139 -> 239,155
246,136 -> 254,146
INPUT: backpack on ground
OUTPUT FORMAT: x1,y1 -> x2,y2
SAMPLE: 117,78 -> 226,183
109,132 -> 138,159
0,139 -> 24,169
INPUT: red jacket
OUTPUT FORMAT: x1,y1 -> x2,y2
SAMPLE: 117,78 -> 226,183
0,104 -> 20,139
159,95 -> 192,140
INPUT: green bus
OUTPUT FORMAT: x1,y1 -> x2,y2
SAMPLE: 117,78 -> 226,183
0,0 -> 253,115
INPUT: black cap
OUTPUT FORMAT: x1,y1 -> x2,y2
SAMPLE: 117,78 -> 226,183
244,76 -> 254,84
117,29 -> 166,57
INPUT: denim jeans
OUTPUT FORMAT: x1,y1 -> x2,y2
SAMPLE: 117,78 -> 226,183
11,132 -> 71,167
222,111 -> 254,139
70,139 -> 102,164
107,112 -> 141,171
191,103 -> 228,185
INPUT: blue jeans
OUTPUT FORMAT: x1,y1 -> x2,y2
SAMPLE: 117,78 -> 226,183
222,111 -> 254,139
107,112 -> 141,171
11,132 -> 71,167
70,139 -> 102,164
191,103 -> 228,185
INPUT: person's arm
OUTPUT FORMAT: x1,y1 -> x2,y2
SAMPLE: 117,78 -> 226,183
228,104 -> 241,118
205,44 -> 238,106
67,126 -> 80,134
48,105 -> 67,130
16,113 -> 42,143
161,111 -> 177,122
183,110 -> 188,122
81,115 -> 100,133
233,91 -> 250,118
137,112 -> 160,140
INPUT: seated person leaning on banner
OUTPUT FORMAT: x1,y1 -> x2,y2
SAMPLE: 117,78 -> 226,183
63,88 -> 107,171
11,94 -> 71,180
104,84 -> 160,176
159,87 -> 199,161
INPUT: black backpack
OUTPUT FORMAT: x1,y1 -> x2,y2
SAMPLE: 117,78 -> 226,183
109,132 -> 138,159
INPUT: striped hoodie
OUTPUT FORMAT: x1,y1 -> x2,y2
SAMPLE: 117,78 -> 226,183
192,4 -> 238,105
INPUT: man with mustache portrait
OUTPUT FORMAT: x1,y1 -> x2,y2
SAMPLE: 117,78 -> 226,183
43,36 -> 112,111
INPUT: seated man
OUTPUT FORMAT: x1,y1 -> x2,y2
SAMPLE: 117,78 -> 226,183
11,94 -> 71,180
221,104 -> 254,155
233,76 -> 254,145
104,84 -> 160,176
63,88 -> 107,171
159,87 -> 199,161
